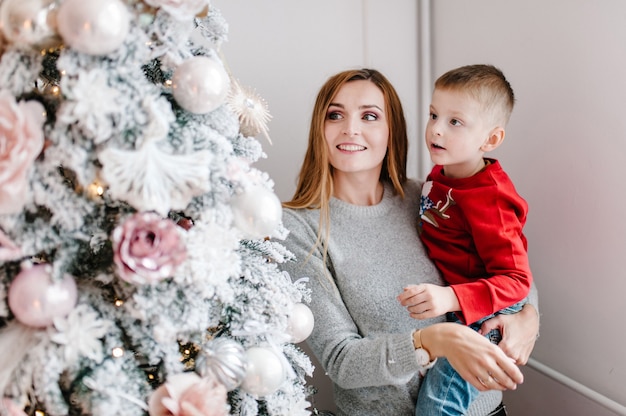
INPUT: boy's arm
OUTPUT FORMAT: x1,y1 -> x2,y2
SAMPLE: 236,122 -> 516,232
398,283 -> 460,320
452,185 -> 532,325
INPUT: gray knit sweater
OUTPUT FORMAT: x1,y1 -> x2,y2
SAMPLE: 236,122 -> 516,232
281,179 -> 538,416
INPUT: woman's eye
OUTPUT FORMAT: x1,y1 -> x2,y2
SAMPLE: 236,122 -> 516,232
363,113 -> 378,121
327,111 -> 342,120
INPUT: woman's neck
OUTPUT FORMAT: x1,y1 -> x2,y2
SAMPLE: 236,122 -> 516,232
332,173 -> 384,206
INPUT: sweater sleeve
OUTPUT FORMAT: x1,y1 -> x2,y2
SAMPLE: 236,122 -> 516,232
280,209 -> 421,389
451,182 -> 533,325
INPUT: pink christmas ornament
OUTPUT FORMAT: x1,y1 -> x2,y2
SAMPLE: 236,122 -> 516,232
56,0 -> 129,55
8,264 -> 77,328
171,56 -> 230,114
0,0 -> 62,50
240,347 -> 286,397
286,303 -> 315,344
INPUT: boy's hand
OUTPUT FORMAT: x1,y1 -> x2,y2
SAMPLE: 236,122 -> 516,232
397,284 -> 460,320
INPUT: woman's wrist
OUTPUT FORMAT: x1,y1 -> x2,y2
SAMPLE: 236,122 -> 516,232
415,325 -> 442,361
419,323 -> 466,360
412,328 -> 437,368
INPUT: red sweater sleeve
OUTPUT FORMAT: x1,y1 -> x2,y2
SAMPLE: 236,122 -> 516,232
421,162 -> 533,324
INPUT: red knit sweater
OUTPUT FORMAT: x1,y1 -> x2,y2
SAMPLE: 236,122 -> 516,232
419,159 -> 532,325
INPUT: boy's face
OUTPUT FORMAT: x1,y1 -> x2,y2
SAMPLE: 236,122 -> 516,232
425,88 -> 496,178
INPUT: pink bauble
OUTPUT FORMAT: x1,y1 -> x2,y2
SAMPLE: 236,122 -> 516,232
56,0 -> 129,55
8,264 -> 77,328
172,56 -> 230,114
0,0 -> 62,50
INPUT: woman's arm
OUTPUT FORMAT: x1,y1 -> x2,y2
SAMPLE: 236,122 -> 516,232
419,323 -> 524,392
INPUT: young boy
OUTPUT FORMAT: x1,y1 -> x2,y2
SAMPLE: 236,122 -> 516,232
405,64 -> 533,415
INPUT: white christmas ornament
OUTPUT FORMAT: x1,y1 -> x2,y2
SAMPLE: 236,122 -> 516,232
172,56 -> 230,114
240,347 -> 286,397
57,0 -> 129,55
8,264 -> 78,328
286,303 -> 314,344
0,0 -> 62,50
231,186 -> 282,239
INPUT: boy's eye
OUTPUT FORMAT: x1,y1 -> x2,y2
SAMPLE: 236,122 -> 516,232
429,113 -> 437,120
450,119 -> 462,126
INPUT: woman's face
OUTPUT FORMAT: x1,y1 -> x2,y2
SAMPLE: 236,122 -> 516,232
324,80 -> 389,182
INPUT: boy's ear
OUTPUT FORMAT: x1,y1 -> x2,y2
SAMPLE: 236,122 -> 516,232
481,127 -> 505,152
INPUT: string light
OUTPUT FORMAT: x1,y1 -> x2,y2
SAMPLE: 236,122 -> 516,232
87,181 -> 105,199
112,347 -> 124,358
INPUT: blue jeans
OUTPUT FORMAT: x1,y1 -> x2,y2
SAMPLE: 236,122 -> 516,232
415,299 -> 527,416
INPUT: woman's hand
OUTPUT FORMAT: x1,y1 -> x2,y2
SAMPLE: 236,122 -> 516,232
478,304 -> 539,365
421,323 -> 524,392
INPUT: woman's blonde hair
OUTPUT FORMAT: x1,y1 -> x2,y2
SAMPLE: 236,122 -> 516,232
283,68 -> 409,259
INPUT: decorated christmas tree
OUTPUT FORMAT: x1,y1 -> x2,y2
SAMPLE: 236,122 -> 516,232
0,0 -> 315,415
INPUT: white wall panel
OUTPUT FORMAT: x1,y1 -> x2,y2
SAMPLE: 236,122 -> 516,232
432,1 -> 626,413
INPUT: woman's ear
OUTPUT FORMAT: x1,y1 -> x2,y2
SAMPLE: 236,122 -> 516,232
481,127 -> 505,152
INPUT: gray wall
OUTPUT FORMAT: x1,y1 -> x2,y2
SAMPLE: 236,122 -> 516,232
216,1 -> 626,414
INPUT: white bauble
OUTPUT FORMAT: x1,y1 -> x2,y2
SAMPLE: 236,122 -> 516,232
286,303 -> 315,344
240,347 -> 286,397
0,0 -> 61,50
231,186 -> 282,239
57,0 -> 129,55
171,56 -> 230,114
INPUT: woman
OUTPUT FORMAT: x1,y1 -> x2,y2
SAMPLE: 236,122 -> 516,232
280,69 -> 539,416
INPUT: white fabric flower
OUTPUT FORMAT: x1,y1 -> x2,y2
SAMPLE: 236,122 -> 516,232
58,69 -> 121,143
49,304 -> 113,364
99,97 -> 212,215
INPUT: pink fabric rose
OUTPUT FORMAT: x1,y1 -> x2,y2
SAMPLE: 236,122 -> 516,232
112,212 -> 186,284
143,0 -> 209,21
148,373 -> 229,416
0,91 -> 45,215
